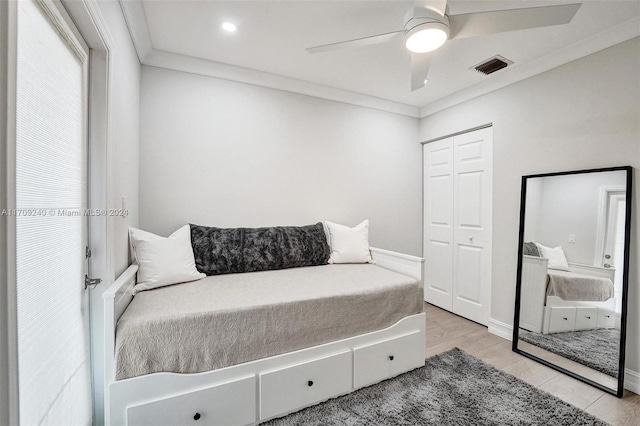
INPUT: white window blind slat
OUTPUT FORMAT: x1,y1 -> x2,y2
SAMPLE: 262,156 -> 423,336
16,0 -> 92,425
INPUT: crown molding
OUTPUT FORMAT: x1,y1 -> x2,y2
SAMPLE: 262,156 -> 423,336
119,0 -> 152,62
419,17 -> 640,118
143,49 -> 421,117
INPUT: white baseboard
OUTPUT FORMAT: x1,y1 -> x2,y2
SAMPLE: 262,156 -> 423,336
624,368 -> 640,394
488,318 -> 513,341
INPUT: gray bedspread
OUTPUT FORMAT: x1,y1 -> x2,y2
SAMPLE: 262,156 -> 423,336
115,264 -> 423,380
546,270 -> 614,302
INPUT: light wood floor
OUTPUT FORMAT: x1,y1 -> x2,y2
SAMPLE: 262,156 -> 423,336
425,303 -> 640,425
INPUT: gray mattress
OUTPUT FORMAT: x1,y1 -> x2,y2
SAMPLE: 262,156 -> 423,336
115,264 -> 423,380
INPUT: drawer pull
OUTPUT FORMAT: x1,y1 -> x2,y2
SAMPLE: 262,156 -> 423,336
562,317 -> 568,321
586,316 -> 591,319
605,315 -> 611,318
388,355 -> 394,361
307,380 -> 314,387
193,413 -> 201,421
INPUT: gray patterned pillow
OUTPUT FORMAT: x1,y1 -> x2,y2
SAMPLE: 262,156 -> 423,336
190,222 -> 330,275
523,241 -> 541,257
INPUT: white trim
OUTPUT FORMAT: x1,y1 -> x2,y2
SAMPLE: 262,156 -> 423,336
488,318 -> 513,341
419,16 -> 640,118
117,0 -> 152,62
143,49 -> 421,118
624,368 -> 640,395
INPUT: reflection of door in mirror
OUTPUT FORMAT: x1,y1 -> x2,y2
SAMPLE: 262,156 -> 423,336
599,192 -> 626,314
513,167 -> 632,398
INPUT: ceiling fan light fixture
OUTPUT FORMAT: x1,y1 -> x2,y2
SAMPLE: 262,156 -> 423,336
405,22 -> 449,53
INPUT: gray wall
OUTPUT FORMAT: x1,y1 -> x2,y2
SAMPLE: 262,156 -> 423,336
528,171 -> 626,265
102,1 -> 140,277
419,37 -> 640,374
139,66 -> 422,255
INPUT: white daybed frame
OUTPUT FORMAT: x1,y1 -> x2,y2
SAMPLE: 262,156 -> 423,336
519,255 -> 616,334
103,247 -> 426,426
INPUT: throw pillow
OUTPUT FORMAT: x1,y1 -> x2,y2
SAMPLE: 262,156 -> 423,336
536,243 -> 571,271
325,220 -> 373,264
129,225 -> 205,293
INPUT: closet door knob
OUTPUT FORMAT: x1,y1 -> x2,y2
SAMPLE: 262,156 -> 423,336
307,380 -> 314,387
586,316 -> 591,319
193,413 -> 201,421
562,317 -> 568,321
388,355 -> 394,361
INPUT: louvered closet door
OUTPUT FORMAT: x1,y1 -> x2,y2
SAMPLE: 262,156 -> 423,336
451,128 -> 492,325
423,137 -> 454,310
15,1 -> 92,425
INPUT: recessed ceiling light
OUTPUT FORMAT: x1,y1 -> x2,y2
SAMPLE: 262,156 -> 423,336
221,22 -> 237,32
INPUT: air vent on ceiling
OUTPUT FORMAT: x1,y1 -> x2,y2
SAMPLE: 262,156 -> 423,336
472,55 -> 513,75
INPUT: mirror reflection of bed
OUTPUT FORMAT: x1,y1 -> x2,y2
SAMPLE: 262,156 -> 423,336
514,168 -> 630,394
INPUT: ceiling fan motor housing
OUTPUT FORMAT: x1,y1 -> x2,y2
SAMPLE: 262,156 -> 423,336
404,7 -> 450,32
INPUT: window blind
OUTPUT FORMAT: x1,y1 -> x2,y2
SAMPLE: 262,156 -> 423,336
15,1 -> 92,424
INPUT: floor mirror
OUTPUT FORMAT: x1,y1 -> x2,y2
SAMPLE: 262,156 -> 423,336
512,166 -> 632,397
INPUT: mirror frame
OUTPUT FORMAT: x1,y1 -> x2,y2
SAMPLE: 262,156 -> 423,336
512,166 -> 633,397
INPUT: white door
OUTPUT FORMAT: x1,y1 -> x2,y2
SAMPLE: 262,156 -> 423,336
423,127 -> 492,325
423,137 -> 454,310
451,128 -> 492,325
15,1 -> 92,425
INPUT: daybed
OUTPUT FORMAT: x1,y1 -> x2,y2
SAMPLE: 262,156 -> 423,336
519,254 -> 616,334
103,222 -> 426,426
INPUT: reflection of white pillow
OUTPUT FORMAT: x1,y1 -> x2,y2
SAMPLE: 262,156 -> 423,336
325,220 -> 373,264
536,243 -> 571,271
129,225 -> 205,293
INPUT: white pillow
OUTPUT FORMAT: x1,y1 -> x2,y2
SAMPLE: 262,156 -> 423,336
536,243 -> 571,272
129,225 -> 205,293
325,220 -> 373,264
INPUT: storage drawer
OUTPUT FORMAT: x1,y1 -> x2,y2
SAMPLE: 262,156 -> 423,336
547,307 -> 576,333
259,350 -> 352,420
574,307 -> 598,330
596,309 -> 615,328
127,375 -> 256,426
353,330 -> 424,389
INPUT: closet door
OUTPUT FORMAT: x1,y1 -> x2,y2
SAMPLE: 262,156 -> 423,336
423,137 -> 454,310
451,128 -> 492,325
423,127 -> 492,326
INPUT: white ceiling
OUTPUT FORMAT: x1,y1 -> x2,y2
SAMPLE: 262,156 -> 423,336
129,0 -> 640,112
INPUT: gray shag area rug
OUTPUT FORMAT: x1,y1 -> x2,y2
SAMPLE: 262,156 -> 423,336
519,328 -> 620,378
260,347 -> 607,426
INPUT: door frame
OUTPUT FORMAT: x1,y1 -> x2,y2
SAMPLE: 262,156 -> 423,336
421,123 -> 493,325
594,185 -> 626,267
2,0 -> 116,424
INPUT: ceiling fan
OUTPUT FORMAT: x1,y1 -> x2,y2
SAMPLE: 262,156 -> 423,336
306,1 -> 582,91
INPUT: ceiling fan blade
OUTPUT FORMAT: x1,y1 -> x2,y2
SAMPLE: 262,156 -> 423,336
417,0 -> 448,17
449,3 -> 581,40
411,52 -> 433,91
306,31 -> 404,54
